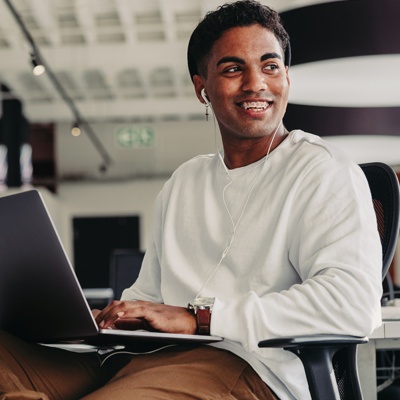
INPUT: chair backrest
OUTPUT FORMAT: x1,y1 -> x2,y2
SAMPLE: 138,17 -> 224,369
332,163 -> 400,400
259,162 -> 400,400
359,162 -> 400,279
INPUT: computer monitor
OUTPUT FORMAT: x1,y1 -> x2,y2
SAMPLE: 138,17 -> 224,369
109,249 -> 144,300
73,216 -> 140,289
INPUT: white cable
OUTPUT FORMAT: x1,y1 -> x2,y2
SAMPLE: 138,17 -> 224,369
196,121 -> 282,298
98,344 -> 177,367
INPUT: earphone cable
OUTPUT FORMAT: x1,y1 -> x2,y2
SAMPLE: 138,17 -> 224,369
196,121 -> 282,298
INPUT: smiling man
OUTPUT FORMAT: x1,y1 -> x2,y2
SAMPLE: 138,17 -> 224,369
0,1 -> 382,400
95,1 -> 381,399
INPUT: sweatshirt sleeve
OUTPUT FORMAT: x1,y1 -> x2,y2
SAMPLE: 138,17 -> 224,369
211,158 -> 383,353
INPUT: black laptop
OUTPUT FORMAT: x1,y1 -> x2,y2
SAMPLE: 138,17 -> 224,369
0,190 -> 223,346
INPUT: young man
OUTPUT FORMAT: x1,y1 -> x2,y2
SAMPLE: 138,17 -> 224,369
0,1 -> 382,399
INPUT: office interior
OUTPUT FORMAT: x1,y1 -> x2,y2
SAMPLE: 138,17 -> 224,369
0,0 -> 400,397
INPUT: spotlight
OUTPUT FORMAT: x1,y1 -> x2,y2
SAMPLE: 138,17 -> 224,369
71,121 -> 81,137
31,54 -> 45,76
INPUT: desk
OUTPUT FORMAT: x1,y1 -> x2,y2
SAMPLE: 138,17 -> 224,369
359,319 -> 400,400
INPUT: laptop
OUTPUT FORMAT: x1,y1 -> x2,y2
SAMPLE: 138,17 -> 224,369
0,190 -> 223,346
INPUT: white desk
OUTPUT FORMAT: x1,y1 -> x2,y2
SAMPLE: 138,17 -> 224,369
359,317 -> 400,400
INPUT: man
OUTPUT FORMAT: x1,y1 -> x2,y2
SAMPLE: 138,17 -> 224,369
0,1 -> 382,399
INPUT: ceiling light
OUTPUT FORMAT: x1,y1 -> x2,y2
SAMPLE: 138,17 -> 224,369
4,0 -> 113,168
71,121 -> 81,137
31,54 -> 45,76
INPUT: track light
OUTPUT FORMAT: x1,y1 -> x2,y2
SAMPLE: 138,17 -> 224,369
71,121 -> 81,137
31,54 -> 45,76
4,0 -> 113,168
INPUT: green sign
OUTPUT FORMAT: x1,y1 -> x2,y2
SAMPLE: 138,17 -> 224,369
115,126 -> 155,148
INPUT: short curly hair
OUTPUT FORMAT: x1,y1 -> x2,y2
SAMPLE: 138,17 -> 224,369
187,0 -> 291,81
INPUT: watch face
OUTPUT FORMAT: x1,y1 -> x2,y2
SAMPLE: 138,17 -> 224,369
193,297 -> 215,309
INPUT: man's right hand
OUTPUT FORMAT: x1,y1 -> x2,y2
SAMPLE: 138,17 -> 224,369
94,300 -> 197,334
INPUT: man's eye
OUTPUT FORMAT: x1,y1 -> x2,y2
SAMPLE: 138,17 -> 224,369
224,66 -> 240,73
264,64 -> 278,71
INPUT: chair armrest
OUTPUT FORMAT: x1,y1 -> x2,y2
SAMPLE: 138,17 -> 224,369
259,335 -> 367,400
259,334 -> 368,349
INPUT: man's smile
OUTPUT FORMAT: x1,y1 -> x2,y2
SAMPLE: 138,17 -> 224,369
237,100 -> 272,113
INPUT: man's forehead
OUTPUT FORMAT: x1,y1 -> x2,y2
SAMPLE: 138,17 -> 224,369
210,25 -> 283,58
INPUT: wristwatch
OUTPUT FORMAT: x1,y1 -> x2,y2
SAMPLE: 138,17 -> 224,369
188,297 -> 215,335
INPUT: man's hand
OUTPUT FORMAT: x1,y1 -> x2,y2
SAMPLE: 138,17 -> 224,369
94,300 -> 197,335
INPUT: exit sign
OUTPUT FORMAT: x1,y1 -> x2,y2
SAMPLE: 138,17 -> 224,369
115,126 -> 155,148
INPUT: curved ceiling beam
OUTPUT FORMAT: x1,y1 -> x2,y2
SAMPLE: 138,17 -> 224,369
281,0 -> 400,66
283,104 -> 400,136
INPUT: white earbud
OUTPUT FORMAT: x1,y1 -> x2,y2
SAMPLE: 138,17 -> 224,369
201,88 -> 210,105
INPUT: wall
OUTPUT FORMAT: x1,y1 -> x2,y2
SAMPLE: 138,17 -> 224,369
56,178 -> 166,263
56,118 -> 220,182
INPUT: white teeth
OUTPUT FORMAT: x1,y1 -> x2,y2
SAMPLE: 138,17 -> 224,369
240,101 -> 269,110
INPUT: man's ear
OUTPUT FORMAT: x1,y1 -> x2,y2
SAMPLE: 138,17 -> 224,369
285,66 -> 291,87
193,75 -> 206,104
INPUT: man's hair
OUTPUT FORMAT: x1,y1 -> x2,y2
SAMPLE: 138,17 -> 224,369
187,0 -> 291,81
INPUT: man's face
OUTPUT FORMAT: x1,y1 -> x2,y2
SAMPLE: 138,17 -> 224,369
194,24 -> 290,142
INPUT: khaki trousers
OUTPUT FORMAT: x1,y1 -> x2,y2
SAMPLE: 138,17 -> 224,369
0,330 -> 278,400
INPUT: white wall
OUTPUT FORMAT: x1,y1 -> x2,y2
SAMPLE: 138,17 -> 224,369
56,118 -> 221,181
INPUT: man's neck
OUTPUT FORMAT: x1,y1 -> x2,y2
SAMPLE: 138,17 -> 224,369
222,129 -> 288,169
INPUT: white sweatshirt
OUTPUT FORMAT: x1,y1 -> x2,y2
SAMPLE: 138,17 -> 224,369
122,130 -> 382,399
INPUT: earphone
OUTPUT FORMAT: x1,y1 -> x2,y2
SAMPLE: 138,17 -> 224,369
201,88 -> 210,105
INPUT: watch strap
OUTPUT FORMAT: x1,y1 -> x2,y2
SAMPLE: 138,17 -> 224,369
196,309 -> 211,335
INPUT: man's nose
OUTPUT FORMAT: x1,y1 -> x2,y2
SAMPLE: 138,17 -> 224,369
241,68 -> 267,92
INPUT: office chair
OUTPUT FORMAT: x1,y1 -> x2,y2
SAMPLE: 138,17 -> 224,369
259,162 -> 400,400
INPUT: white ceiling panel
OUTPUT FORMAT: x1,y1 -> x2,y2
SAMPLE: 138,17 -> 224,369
0,0 -> 337,123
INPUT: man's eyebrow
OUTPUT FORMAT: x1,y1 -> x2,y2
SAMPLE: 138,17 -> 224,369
216,56 -> 245,67
260,52 -> 282,61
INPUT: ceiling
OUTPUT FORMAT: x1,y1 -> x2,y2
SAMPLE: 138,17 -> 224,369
1,0 -> 399,182
0,0 -> 346,124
